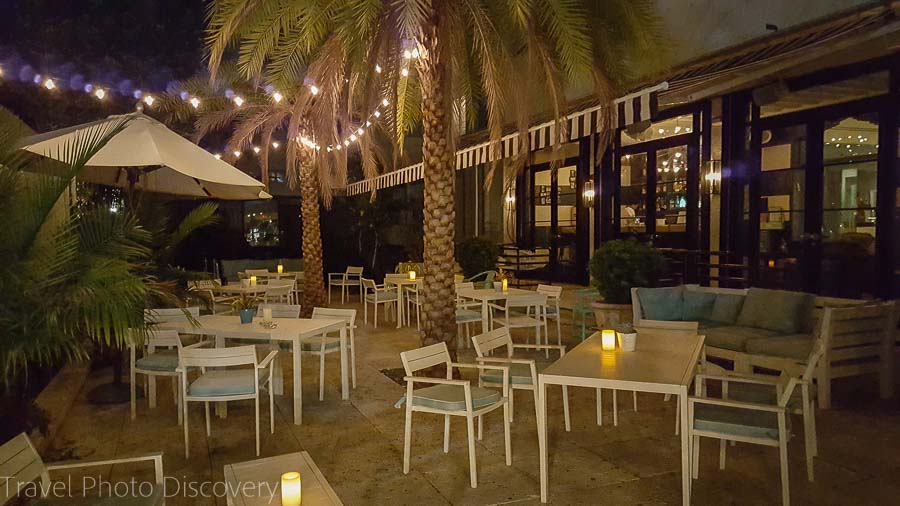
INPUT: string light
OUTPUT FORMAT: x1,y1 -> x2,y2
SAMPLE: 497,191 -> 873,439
252,146 -> 261,154
213,153 -> 222,159
375,65 -> 382,73
272,91 -> 283,103
309,85 -> 319,96
93,88 -> 106,100
43,78 -> 56,90
373,110 -> 381,118
271,141 -> 280,149
142,94 -> 155,106
403,49 -> 412,59
233,96 -> 244,107
233,150 -> 242,158
382,98 -> 389,106
401,68 -> 409,77
189,97 -> 201,109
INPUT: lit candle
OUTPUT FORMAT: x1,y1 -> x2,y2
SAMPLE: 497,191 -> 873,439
408,270 -> 416,280
280,471 -> 301,506
250,276 -> 257,287
501,278 -> 508,292
601,329 -> 616,351
277,264 -> 284,274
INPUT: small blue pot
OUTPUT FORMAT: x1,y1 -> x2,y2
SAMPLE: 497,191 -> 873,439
239,308 -> 255,324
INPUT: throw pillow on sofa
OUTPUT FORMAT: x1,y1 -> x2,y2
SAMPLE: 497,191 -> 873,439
736,287 -> 815,334
683,290 -> 718,321
636,285 -> 684,321
709,293 -> 745,324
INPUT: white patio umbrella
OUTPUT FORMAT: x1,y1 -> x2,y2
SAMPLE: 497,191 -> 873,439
18,112 -> 271,200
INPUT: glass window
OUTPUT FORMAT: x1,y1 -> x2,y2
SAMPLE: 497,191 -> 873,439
760,72 -> 888,118
822,114 -> 878,240
244,201 -> 280,247
532,168 -> 553,246
619,153 -> 647,233
621,114 -> 694,146
655,145 -> 688,233
758,125 -> 806,256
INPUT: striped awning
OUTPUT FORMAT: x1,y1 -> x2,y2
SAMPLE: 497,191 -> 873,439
613,82 -> 668,129
345,104 -> 605,196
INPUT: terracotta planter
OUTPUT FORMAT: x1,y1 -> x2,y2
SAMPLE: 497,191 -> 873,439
591,302 -> 633,329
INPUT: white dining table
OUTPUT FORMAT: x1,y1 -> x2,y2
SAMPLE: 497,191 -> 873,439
455,287 -> 533,333
537,330 -> 705,505
161,315 -> 347,425
215,283 -> 268,296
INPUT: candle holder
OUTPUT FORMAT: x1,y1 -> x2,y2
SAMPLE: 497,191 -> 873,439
280,471 -> 301,506
250,275 -> 257,287
601,329 -> 616,351
408,270 -> 416,280
277,264 -> 284,274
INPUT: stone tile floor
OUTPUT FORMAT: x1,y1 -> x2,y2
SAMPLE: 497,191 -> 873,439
44,296 -> 900,505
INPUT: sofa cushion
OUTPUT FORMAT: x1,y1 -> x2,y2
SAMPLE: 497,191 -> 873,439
683,291 -> 717,321
709,294 -> 745,324
636,285 -> 684,321
704,326 -> 782,352
481,362 -> 539,385
188,370 -> 266,396
698,320 -> 727,330
745,334 -> 814,360
737,288 -> 815,334
693,403 -> 780,440
135,349 -> 178,372
410,384 -> 501,411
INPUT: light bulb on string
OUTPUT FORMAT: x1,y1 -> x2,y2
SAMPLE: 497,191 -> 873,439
349,134 -> 357,142
375,64 -> 382,73
403,49 -> 412,59
213,153 -> 222,159
365,120 -> 371,127
411,48 -> 420,59
343,139 -> 350,147
310,85 -> 319,96
401,68 -> 409,77
252,146 -> 261,154
233,96 -> 244,107
335,145 -> 342,151
272,141 -> 280,149
94,88 -> 106,100
373,110 -> 381,118
357,128 -> 364,136
43,78 -> 56,90
272,91 -> 283,103
233,150 -> 242,158
189,97 -> 201,109
382,98 -> 389,107
143,94 -> 155,106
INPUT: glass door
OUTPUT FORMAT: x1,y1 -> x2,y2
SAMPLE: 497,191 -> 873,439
522,159 -> 582,281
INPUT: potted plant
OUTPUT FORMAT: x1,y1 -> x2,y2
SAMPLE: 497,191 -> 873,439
456,237 -> 499,281
232,294 -> 259,324
616,322 -> 638,351
588,239 -> 665,328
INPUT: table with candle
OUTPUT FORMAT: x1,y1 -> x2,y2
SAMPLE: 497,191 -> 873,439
383,273 -> 423,329
224,451 -> 343,505
536,328 -> 705,505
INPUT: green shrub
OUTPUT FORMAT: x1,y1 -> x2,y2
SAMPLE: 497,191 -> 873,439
589,239 -> 666,304
456,237 -> 498,278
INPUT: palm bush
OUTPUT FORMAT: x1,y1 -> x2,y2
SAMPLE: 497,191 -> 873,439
0,107 -> 155,389
588,239 -> 665,305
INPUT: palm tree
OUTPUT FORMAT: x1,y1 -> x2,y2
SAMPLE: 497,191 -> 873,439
0,106 -> 156,389
204,0 -> 664,347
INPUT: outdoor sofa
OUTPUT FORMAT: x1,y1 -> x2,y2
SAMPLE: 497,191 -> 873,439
631,285 -> 898,409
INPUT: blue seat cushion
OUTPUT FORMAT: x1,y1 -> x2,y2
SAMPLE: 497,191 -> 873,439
703,326 -> 781,352
683,291 -> 717,321
709,294 -> 745,324
135,350 -> 178,372
300,336 -> 341,352
188,370 -> 265,396
636,286 -> 684,321
727,380 -> 812,411
410,384 -> 501,411
481,362 -> 538,385
737,288 -> 815,334
694,402 -> 780,440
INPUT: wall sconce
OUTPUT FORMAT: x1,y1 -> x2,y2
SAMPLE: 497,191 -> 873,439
705,160 -> 722,194
582,180 -> 595,204
504,192 -> 516,209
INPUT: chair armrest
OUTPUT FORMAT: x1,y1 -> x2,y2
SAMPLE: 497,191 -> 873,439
183,339 -> 212,349
257,350 -> 279,370
689,396 -> 785,413
487,302 -> 505,311
476,356 -> 535,366
46,453 -> 164,484
512,343 -> 566,356
451,362 -> 510,374
403,376 -> 468,387
327,273 -> 345,281
457,300 -> 481,309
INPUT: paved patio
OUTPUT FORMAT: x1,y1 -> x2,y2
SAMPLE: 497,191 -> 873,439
44,295 -> 900,505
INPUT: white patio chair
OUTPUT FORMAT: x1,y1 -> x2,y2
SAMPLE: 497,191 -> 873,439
689,341 -> 826,505
328,266 -> 364,304
129,328 -> 207,425
399,342 -> 511,488
471,327 -> 571,430
361,277 -> 397,328
179,345 -> 278,458
403,282 -> 423,330
189,279 -> 234,314
244,268 -> 270,281
257,303 -> 302,318
490,293 -> 549,357
536,284 -> 563,346
1,432 -> 164,505
304,307 -> 358,400
264,279 -> 295,304
455,282 -> 480,349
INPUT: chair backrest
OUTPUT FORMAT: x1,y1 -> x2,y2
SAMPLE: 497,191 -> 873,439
471,328 -> 513,358
400,342 -> 451,376
146,329 -> 183,352
258,303 -> 302,318
537,284 -> 563,299
265,282 -> 294,297
455,282 -> 474,292
180,345 -> 258,369
311,307 -> 357,327
384,273 -> 407,282
346,266 -> 364,277
505,293 -> 547,310
0,433 -> 48,505
191,279 -> 221,290
245,269 -> 270,277
360,277 -> 378,292
776,339 -> 827,407
145,307 -> 200,325
454,274 -> 465,284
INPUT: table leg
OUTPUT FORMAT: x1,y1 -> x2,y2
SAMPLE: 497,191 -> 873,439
340,327 -> 349,400
481,299 -> 489,334
539,378 -> 549,503
272,351 -> 284,396
293,337 -> 302,425
215,334 -> 227,419
679,386 -> 691,506
396,283 -> 404,329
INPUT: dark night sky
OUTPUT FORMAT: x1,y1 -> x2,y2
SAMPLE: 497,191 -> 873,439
0,0 -> 207,130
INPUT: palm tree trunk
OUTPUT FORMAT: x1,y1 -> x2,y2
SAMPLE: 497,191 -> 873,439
418,29 -> 457,349
298,150 -> 326,317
